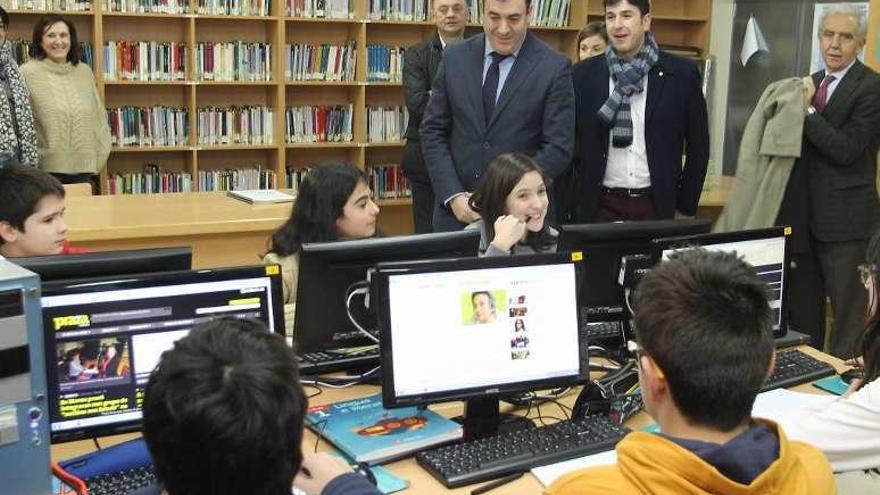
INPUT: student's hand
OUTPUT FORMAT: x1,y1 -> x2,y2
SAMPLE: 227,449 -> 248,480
450,194 -> 481,224
802,76 -> 816,109
491,215 -> 527,252
293,452 -> 354,495
845,356 -> 864,368
674,211 -> 695,220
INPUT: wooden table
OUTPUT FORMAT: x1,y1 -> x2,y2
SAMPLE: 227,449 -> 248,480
50,345 -> 843,494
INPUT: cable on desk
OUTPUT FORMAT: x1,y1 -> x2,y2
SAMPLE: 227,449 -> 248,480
345,280 -> 379,344
93,438 -> 101,450
303,383 -> 323,400
300,366 -> 381,389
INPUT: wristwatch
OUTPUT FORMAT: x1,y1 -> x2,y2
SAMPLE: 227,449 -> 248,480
806,105 -> 817,115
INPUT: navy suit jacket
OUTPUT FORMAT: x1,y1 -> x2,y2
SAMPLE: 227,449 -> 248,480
572,51 -> 709,221
420,32 -> 575,231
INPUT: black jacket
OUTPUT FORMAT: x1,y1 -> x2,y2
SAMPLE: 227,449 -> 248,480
403,33 -> 443,141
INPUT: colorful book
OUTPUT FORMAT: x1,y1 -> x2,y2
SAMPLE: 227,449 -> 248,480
306,394 -> 462,464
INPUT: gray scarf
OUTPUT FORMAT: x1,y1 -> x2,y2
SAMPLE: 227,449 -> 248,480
0,42 -> 38,166
597,32 -> 660,148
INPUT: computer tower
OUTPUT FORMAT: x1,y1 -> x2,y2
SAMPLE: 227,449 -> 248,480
0,261 -> 51,494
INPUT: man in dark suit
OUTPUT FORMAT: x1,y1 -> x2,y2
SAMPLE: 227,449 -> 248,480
420,0 -> 575,232
402,0 -> 468,234
798,5 -> 880,357
572,0 -> 709,223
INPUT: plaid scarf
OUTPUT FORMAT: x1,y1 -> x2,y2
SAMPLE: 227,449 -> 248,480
0,42 -> 38,166
597,32 -> 659,148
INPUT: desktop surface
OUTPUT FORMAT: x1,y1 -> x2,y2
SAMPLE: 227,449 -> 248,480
49,345 -> 845,494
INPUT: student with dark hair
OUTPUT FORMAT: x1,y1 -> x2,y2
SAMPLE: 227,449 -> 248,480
20,14 -> 110,188
785,229 -> 880,490
577,20 -> 608,61
0,6 -> 38,167
467,153 -> 557,256
0,165 -> 87,257
263,163 -> 380,334
142,317 -> 381,495
547,249 -> 834,494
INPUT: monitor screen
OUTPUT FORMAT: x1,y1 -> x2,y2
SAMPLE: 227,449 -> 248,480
375,254 -> 583,410
557,220 -> 712,320
40,265 -> 284,443
294,231 -> 480,354
652,227 -> 790,337
11,247 -> 192,283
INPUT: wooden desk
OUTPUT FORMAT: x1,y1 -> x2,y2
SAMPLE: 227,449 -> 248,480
50,345 -> 844,494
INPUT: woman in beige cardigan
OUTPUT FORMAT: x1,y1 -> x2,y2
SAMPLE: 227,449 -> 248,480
20,15 -> 110,190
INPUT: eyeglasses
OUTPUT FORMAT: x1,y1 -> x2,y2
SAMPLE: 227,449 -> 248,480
859,263 -> 875,286
437,4 -> 465,14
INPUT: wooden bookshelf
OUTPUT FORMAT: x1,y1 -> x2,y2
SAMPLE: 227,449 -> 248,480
3,0 -> 596,234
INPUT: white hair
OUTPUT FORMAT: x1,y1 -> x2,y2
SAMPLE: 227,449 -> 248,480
819,4 -> 868,40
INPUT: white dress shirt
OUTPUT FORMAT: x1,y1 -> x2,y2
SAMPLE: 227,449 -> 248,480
603,75 -> 651,189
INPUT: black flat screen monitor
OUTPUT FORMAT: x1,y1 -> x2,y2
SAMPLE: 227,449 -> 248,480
41,265 -> 284,443
374,253 -> 583,440
651,226 -> 791,338
12,247 -> 192,283
294,231 -> 480,354
557,220 -> 711,322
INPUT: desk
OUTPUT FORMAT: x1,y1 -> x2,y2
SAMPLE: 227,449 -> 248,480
49,345 -> 843,494
64,179 -> 733,269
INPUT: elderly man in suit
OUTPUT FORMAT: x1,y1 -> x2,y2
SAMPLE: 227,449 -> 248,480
402,0 -> 468,234
572,0 -> 709,223
420,0 -> 575,232
798,5 -> 880,358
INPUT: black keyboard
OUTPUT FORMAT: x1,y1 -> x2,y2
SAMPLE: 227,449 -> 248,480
761,348 -> 836,392
85,465 -> 158,495
416,415 -> 629,488
297,346 -> 380,375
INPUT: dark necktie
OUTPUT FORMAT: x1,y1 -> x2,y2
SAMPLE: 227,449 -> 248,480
812,74 -> 836,113
482,51 -> 511,125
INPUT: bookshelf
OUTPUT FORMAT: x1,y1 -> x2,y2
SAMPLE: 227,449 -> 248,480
0,0 -> 596,234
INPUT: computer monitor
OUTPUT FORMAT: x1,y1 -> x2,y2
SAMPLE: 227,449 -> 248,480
11,247 -> 192,283
557,220 -> 712,344
294,231 -> 480,354
651,226 -> 791,338
40,265 -> 284,443
374,253 -> 583,440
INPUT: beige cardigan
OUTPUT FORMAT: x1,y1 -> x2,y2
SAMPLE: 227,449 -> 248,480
20,59 -> 111,174
714,78 -> 805,232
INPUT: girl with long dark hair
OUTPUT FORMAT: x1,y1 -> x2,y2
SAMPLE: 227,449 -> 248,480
263,163 -> 380,334
467,153 -> 557,256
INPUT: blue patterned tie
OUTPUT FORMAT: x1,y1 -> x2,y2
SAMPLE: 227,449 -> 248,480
482,51 -> 511,125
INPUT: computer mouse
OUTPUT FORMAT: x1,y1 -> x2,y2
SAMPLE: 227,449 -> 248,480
840,368 -> 863,385
354,462 -> 378,486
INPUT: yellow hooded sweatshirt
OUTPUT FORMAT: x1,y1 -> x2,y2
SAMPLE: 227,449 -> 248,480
546,420 -> 834,495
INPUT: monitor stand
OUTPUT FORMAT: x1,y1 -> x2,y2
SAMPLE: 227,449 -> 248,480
460,397 -> 534,442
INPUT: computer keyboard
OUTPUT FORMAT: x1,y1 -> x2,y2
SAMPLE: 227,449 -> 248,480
297,345 -> 380,375
585,321 -> 625,342
84,465 -> 158,495
416,415 -> 629,488
761,348 -> 836,392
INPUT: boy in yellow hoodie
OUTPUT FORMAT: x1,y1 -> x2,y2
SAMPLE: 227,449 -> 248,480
547,249 -> 835,495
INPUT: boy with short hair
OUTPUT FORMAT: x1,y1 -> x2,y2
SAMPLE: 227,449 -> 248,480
142,317 -> 381,495
0,165 -> 85,257
546,249 -> 835,494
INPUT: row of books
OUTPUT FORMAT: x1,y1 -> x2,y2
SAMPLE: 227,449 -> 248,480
366,44 -> 403,83
366,105 -> 407,143
106,165 -> 194,195
103,41 -> 187,81
6,40 -> 94,68
198,166 -> 278,191
196,0 -> 270,15
108,106 -> 189,147
2,0 -> 90,10
102,0 -> 189,13
194,42 -> 272,82
531,0 -> 571,27
284,43 -> 356,82
366,0 -> 428,21
197,106 -> 274,145
286,0 -> 351,18
368,163 -> 410,200
285,104 -> 353,143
